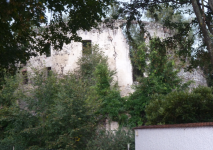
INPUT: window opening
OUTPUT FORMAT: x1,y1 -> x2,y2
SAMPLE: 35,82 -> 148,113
82,40 -> 92,55
47,67 -> 51,76
46,44 -> 51,57
22,70 -> 28,84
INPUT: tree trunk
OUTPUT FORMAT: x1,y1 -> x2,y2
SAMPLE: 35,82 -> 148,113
191,0 -> 213,66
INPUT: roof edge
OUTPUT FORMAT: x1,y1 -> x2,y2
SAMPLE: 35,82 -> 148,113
133,122 -> 213,130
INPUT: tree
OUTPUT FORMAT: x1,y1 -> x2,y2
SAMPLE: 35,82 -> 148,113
0,0 -> 113,74
76,45 -> 127,124
0,45 -> 128,149
146,4 -> 185,25
93,63 -> 127,124
0,74 -> 26,150
126,38 -> 190,127
0,70 -> 98,150
118,0 -> 213,71
191,0 -> 213,64
128,24 -> 147,81
86,127 -> 135,150
145,86 -> 213,125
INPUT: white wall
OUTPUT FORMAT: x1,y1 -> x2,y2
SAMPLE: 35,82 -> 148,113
26,21 -> 207,97
27,21 -> 133,96
135,127 -> 213,150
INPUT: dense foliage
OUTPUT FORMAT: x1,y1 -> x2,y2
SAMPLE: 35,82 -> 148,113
93,63 -> 127,124
0,71 -> 98,150
146,86 -> 213,125
0,0 -> 113,77
86,128 -> 135,150
126,38 -> 191,127
1,0 -> 213,148
146,4 -> 184,24
116,0 -> 213,85
0,46 -> 130,149
76,45 -> 126,124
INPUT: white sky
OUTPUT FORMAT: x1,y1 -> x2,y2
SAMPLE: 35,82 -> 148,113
44,1 -> 202,50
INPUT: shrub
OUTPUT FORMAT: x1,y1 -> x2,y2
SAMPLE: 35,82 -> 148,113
86,128 -> 135,150
0,45 -> 128,149
93,63 -> 127,124
0,70 -> 98,150
145,86 -> 213,125
126,38 -> 190,127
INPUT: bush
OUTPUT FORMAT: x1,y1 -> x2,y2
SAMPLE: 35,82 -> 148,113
86,128 -> 135,150
0,70 -> 98,150
145,86 -> 213,125
126,38 -> 190,127
93,63 -> 127,124
0,45 -> 128,149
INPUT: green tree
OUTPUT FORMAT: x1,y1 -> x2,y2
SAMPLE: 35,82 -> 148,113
93,63 -> 127,124
86,127 -> 135,150
0,0 -> 113,75
146,4 -> 184,24
126,38 -> 190,127
146,86 -> 213,125
0,70 -> 98,150
0,74 -> 27,149
76,45 -> 109,83
76,45 -> 127,124
0,44 -> 128,149
118,0 -> 213,74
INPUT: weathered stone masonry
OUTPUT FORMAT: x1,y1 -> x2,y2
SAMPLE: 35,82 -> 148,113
26,21 -> 207,98
27,21 -> 134,96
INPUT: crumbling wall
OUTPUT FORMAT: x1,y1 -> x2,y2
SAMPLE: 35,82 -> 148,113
178,68 -> 207,89
143,22 -> 207,88
27,21 -> 133,96
27,21 -> 207,99
26,21 -> 208,131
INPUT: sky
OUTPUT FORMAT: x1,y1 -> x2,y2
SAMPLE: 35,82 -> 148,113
44,1 -> 202,50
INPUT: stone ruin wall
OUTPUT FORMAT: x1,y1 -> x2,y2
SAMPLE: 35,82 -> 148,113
26,21 -> 207,99
27,21 -> 134,97
178,68 -> 207,88
25,21 -> 208,131
144,22 -> 207,88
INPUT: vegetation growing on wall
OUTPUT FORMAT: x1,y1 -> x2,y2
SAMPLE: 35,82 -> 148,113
126,38 -> 191,127
0,70 -> 99,150
0,46 -> 131,149
76,45 -> 127,124
1,0 -> 213,148
118,0 -> 213,75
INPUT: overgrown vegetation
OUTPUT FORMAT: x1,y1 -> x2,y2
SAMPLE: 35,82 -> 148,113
1,0 -> 213,148
76,45 -> 127,124
126,38 -> 191,127
0,0 -> 113,73
0,45 -> 131,149
0,71 -> 98,149
86,128 -> 135,150
146,86 -> 213,125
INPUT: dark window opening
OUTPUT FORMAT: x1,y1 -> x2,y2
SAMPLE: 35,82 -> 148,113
46,44 -> 51,57
82,40 -> 92,55
132,63 -> 144,82
22,70 -> 28,84
47,67 -> 51,76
